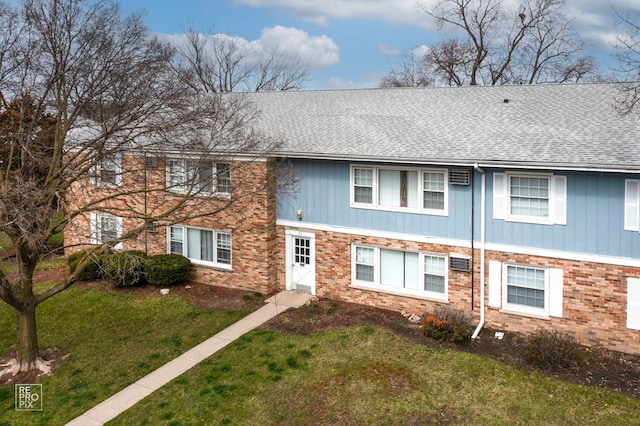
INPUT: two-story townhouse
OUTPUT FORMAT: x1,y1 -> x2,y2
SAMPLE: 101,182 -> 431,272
67,82 -> 640,355
246,83 -> 640,355
66,152 -> 280,296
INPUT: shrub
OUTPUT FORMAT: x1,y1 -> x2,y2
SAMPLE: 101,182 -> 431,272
525,328 -> 586,370
68,249 -> 110,281
145,254 -> 190,286
104,250 -> 147,287
421,305 -> 473,343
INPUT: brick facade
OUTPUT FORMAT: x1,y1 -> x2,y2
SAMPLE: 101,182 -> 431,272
65,153 -> 640,355
66,155 -> 279,295
276,225 -> 640,355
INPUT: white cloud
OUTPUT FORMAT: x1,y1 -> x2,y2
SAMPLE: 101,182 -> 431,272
232,0 -> 441,29
159,26 -> 339,71
259,26 -> 340,68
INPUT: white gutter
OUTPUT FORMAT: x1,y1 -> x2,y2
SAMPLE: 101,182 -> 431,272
471,163 -> 486,340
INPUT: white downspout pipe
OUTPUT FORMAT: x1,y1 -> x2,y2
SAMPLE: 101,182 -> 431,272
471,163 -> 486,339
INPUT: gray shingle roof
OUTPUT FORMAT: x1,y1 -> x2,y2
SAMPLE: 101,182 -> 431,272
246,83 -> 640,171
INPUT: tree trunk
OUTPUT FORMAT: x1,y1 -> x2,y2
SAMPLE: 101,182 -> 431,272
15,301 -> 42,371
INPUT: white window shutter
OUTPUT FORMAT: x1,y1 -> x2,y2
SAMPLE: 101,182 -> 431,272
624,180 -> 640,231
552,176 -> 567,225
627,278 -> 640,330
115,217 -> 124,250
488,260 -> 502,308
493,173 -> 507,219
115,155 -> 123,186
89,213 -> 98,244
548,268 -> 563,318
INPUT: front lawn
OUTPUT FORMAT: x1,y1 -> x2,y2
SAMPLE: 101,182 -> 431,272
0,274 -> 638,425
0,282 -> 251,426
110,327 -> 640,425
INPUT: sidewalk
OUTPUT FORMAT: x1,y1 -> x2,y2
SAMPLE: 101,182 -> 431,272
66,290 -> 313,426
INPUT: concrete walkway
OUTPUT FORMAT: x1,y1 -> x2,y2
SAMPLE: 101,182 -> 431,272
66,291 -> 313,426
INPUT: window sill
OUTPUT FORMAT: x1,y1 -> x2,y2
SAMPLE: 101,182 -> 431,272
350,283 -> 448,303
166,189 -> 231,200
505,216 -> 553,226
498,307 -> 550,320
350,203 -> 448,216
189,260 -> 232,271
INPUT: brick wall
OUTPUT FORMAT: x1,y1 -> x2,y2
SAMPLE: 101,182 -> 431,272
66,155 -> 279,295
484,251 -> 640,355
276,225 -> 640,355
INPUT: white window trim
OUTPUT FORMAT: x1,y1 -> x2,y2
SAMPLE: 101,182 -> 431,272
493,172 -> 566,225
502,262 -> 550,317
488,261 -> 563,319
167,225 -> 232,270
92,154 -> 123,187
350,165 -> 449,216
351,244 -> 448,302
89,213 -> 123,249
165,158 -> 231,197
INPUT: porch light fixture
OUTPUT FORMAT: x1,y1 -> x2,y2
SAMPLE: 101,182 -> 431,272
296,210 -> 303,220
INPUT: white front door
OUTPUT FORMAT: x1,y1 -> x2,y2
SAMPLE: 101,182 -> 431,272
286,230 -> 316,294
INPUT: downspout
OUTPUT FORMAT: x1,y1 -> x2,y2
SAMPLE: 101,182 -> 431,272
471,163 -> 486,340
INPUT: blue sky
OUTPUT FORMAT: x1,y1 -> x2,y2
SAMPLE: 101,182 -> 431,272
119,0 -> 640,90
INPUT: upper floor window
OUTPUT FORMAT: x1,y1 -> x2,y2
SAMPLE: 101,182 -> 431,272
509,176 -> 549,217
169,225 -> 231,269
353,244 -> 448,301
493,172 -> 566,225
167,159 -> 231,195
94,155 -> 122,187
351,165 -> 448,215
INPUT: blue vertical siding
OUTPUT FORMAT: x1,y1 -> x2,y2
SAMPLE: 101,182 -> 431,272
277,159 -> 473,241
277,160 -> 640,259
486,170 -> 640,258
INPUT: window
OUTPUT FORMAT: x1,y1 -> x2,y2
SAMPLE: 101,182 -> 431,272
352,245 -> 447,300
90,213 -> 123,248
488,260 -> 563,318
353,168 -> 373,204
294,237 -> 311,265
166,159 -> 231,195
95,155 -> 122,186
493,172 -> 566,225
510,176 -> 549,217
505,265 -> 546,309
169,225 -> 231,268
351,166 -> 448,214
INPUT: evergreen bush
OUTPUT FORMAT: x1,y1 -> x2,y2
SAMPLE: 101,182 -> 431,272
104,250 -> 147,287
68,249 -> 109,281
145,254 -> 191,286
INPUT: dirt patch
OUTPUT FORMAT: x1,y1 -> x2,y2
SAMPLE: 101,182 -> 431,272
4,268 -> 640,398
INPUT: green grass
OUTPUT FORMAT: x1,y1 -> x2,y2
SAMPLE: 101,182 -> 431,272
0,270 -> 638,425
108,327 -> 640,426
0,282 -> 251,425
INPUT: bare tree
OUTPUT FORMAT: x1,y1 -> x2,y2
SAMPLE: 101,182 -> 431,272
379,51 -> 433,87
0,0 -> 287,375
173,28 -> 310,93
613,8 -> 640,114
382,0 -> 598,86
